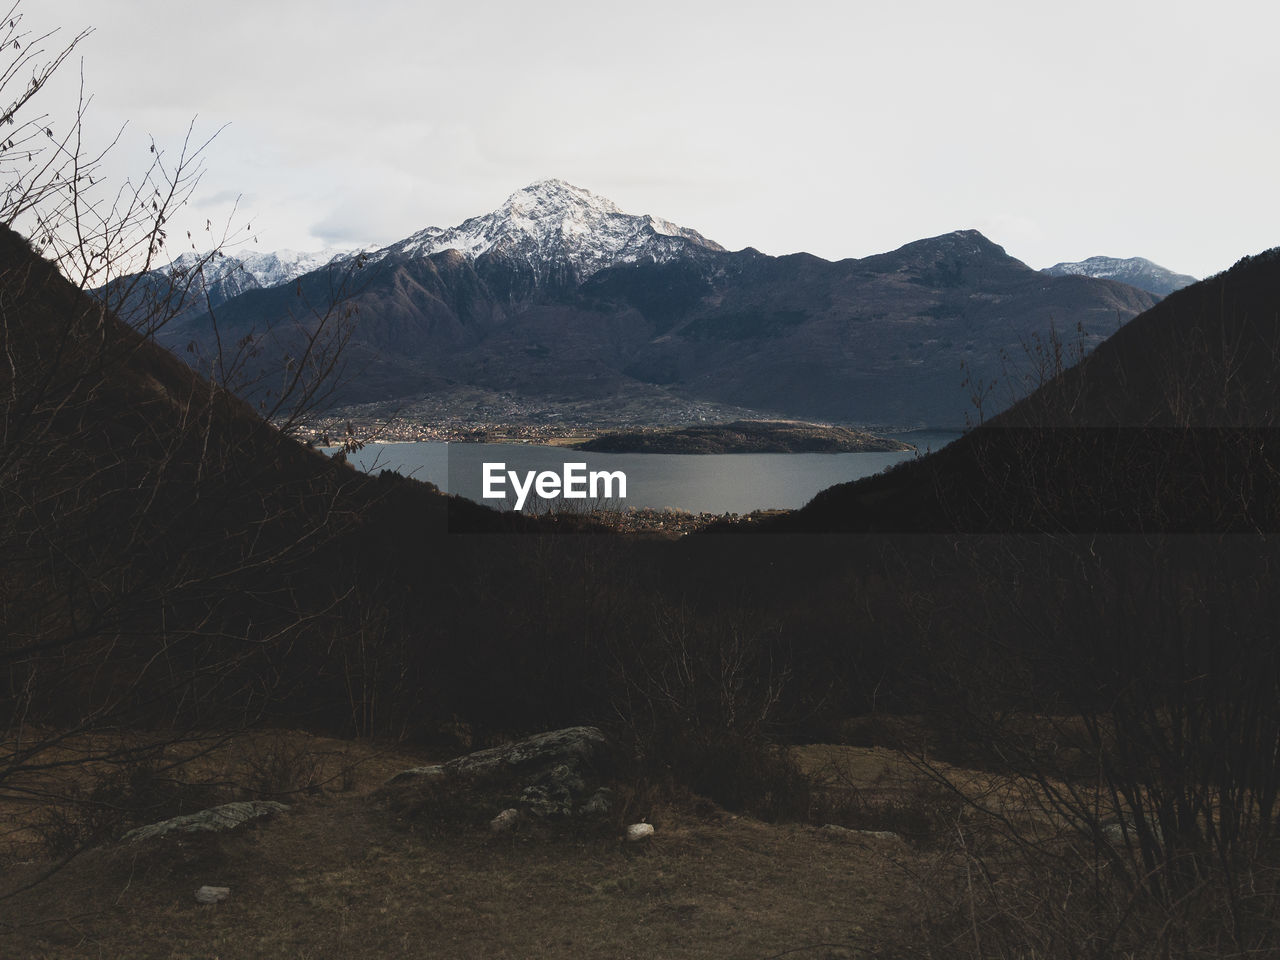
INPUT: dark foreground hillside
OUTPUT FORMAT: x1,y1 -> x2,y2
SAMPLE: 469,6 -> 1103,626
0,223 -> 546,735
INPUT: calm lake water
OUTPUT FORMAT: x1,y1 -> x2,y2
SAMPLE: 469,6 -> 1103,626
332,430 -> 960,515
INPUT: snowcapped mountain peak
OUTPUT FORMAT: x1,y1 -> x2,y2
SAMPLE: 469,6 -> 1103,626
1042,255 -> 1196,297
503,178 -> 624,217
385,180 -> 725,288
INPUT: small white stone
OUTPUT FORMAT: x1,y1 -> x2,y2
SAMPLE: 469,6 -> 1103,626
194,885 -> 230,904
625,822 -> 654,842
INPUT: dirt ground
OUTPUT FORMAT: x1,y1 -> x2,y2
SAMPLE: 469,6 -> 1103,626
0,738 -> 940,959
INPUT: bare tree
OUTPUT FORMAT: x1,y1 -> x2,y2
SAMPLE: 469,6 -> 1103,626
0,1 -> 366,870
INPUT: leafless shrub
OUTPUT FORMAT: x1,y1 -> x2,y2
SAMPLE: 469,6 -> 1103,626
0,1 -> 365,870
606,600 -> 808,819
238,732 -> 324,799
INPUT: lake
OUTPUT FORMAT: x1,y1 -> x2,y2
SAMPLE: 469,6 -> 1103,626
331,430 -> 960,515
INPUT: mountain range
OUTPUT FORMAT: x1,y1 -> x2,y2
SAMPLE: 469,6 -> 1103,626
126,245 -> 360,324
147,180 -> 1169,429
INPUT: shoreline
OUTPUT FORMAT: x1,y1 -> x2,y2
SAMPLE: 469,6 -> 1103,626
303,419 -> 932,453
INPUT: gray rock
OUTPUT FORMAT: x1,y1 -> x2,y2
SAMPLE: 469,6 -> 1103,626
819,824 -> 904,844
519,782 -> 573,818
122,801 -> 289,843
519,762 -> 589,818
384,726 -> 613,822
389,727 -> 608,784
386,764 -> 445,784
194,885 -> 230,904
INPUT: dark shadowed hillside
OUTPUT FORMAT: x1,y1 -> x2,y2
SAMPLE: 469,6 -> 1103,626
765,246 -> 1280,533
0,224 -> 546,742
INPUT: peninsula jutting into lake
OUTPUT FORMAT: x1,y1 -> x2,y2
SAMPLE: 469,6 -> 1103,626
572,420 -> 914,454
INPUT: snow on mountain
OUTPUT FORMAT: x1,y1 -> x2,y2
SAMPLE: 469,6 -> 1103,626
162,246 -> 355,291
377,179 -> 725,285
141,245 -> 361,320
139,179 -> 716,314
1041,256 -> 1196,297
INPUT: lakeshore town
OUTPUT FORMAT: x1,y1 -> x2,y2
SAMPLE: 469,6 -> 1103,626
289,389 -> 796,449
294,416 -> 599,448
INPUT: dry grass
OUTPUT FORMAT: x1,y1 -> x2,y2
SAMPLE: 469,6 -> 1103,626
792,741 -> 1280,959
0,733 -> 945,958
0,730 -> 433,865
13,731 -> 1211,958
0,763 -> 920,959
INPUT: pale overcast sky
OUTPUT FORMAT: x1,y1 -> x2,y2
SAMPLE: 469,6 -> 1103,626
32,0 -> 1280,279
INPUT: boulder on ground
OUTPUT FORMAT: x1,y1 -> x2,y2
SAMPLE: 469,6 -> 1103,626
387,727 -> 609,785
384,726 -> 614,823
122,801 -> 289,843
818,824 -> 904,845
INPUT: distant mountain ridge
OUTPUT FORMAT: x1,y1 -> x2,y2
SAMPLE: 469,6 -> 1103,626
112,244 -> 360,329
164,246 -> 355,290
150,182 -> 1160,429
1041,255 -> 1196,296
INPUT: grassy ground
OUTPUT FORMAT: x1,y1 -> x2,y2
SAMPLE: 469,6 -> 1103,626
0,737 -> 933,959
